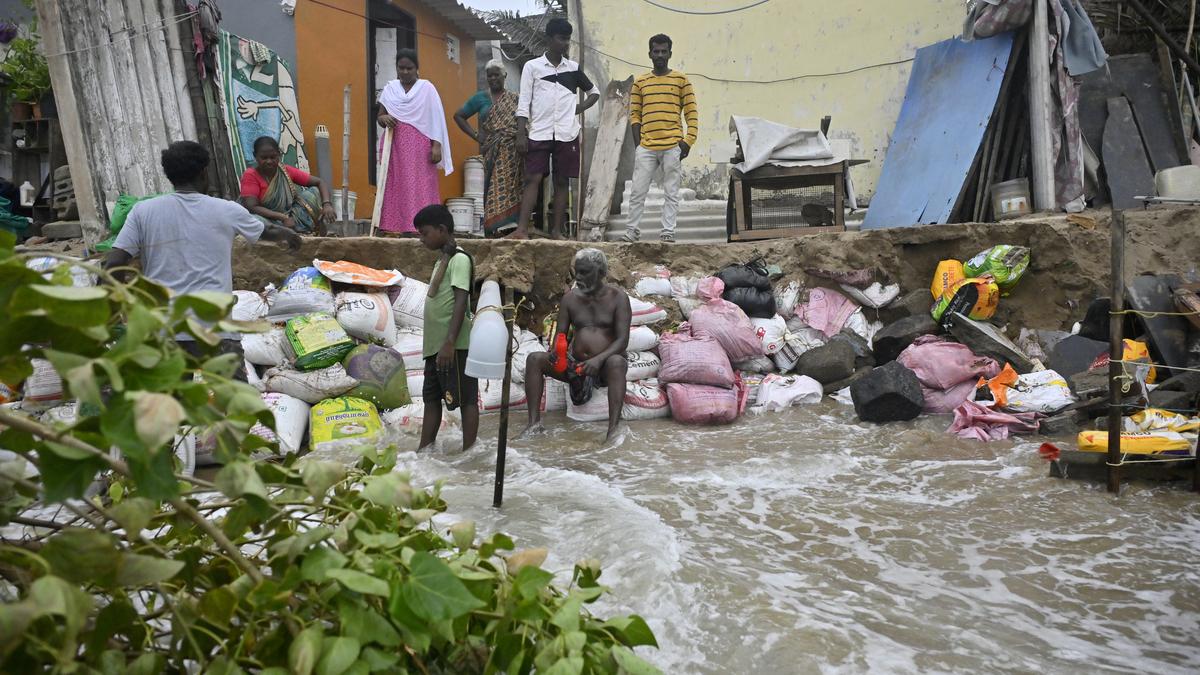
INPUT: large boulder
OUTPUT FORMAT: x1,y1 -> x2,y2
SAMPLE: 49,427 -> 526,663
877,289 -> 933,325
830,329 -> 875,370
1148,389 -> 1197,413
823,366 -> 873,395
946,313 -> 1035,374
873,314 -> 939,364
1047,335 -> 1108,379
1039,412 -> 1080,436
1069,368 -> 1109,397
1157,371 -> 1200,394
850,361 -> 925,423
795,340 -> 857,385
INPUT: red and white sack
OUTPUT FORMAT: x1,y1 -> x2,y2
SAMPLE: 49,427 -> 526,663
627,326 -> 660,352
335,292 -> 396,344
750,315 -> 788,355
250,392 -> 310,454
479,379 -> 529,414
261,364 -> 357,404
752,374 -> 823,412
389,279 -> 428,329
406,369 -> 426,400
622,379 -> 670,420
544,379 -> 567,412
629,297 -> 668,326
657,333 -> 736,389
666,377 -> 748,425
392,328 -> 425,370
625,351 -> 661,381
21,359 -> 63,410
567,387 -> 609,422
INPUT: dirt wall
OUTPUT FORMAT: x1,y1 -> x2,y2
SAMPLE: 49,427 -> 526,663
233,207 -> 1200,334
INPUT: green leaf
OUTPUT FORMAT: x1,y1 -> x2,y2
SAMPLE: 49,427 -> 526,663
100,394 -> 147,459
115,553 -> 184,586
353,531 -> 401,550
123,450 -> 179,501
172,291 -> 234,323
198,586 -> 239,626
28,574 -> 93,636
110,497 -> 156,540
301,460 -> 346,500
41,440 -> 93,461
611,645 -> 663,675
605,615 -> 659,648
550,594 -> 584,633
184,316 -> 221,346
316,636 -> 361,675
449,520 -> 476,550
359,647 -> 400,670
289,625 -> 324,675
360,473 -> 412,508
514,565 -> 555,599
126,652 -> 166,675
215,461 -> 268,500
400,551 -> 485,622
0,601 -> 38,658
26,454 -> 100,502
132,391 -> 185,451
206,656 -> 247,675
325,569 -> 390,598
301,546 -> 347,583
12,284 -> 110,327
542,656 -> 585,675
338,600 -> 402,647
41,528 -> 120,585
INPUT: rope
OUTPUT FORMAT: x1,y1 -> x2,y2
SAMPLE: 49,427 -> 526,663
1112,359 -> 1200,376
1106,455 -> 1194,467
44,11 -> 198,59
1110,308 -> 1200,318
635,0 -> 773,15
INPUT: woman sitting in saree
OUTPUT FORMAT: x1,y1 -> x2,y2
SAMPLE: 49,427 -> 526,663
239,136 -> 335,233
454,60 -> 521,236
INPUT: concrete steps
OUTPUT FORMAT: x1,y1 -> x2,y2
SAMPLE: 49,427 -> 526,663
603,180 -> 728,243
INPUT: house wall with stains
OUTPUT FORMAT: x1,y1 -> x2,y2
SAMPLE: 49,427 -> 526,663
579,0 -> 963,200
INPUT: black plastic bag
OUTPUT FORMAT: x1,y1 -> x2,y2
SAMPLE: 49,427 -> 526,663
724,286 -> 776,319
717,258 -> 771,290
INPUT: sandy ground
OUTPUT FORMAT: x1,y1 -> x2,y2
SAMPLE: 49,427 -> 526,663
221,206 -> 1200,334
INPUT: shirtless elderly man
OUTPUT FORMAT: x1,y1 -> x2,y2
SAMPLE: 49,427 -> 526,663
524,248 -> 630,441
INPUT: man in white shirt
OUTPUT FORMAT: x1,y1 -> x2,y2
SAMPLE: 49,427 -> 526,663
513,18 -> 599,239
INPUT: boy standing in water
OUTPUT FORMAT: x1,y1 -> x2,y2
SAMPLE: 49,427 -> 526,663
414,205 -> 479,451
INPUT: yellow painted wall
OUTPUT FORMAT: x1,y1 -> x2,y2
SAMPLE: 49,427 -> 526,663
580,0 -> 963,198
294,0 -> 478,218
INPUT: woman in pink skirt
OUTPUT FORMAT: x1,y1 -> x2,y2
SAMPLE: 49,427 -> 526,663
377,49 -> 453,236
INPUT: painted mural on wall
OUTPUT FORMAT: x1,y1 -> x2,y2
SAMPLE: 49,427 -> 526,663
215,31 -> 310,175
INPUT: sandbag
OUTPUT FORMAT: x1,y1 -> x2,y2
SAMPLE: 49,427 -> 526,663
795,288 -> 859,338
270,266 -> 334,319
1077,430 -> 1193,454
310,397 -> 384,453
666,378 -> 747,425
689,299 -> 763,362
392,328 -> 425,370
750,315 -> 787,354
512,339 -> 548,385
630,297 -> 668,326
628,326 -> 660,352
658,333 -> 736,388
1003,369 -> 1075,414
697,276 -> 725,302
963,245 -> 1030,292
843,310 -> 883,345
243,327 -> 294,368
390,279 -> 429,329
26,256 -> 96,287
381,402 -> 460,437
262,364 -> 357,404
634,277 -> 673,297
250,393 -> 310,454
741,372 -> 767,406
734,356 -> 776,373
775,281 -> 802,319
716,260 -> 771,290
335,292 -> 396,344
724,286 -> 776,319
773,321 -> 827,372
479,379 -> 529,413
313,259 -> 404,287
840,282 -> 900,309
752,374 -> 823,412
931,276 -> 999,324
343,344 -> 412,410
670,276 -> 701,299
21,359 -> 63,411
286,312 -> 356,371
406,369 -> 425,400
567,387 -> 609,422
622,379 -> 671,420
232,290 -> 272,321
931,260 -> 966,300
625,351 -> 661,381
897,336 -> 999,391
544,379 -> 567,412
677,297 -> 703,320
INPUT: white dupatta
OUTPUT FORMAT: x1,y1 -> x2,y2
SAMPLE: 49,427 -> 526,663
378,78 -> 454,175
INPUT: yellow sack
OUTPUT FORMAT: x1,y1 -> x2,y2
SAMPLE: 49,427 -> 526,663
1076,429 -> 1194,455
931,275 -> 1000,323
1123,340 -> 1156,384
931,260 -> 966,300
1125,408 -> 1200,433
310,396 -> 383,452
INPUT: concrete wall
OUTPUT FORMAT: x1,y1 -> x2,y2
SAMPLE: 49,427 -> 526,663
218,0 -> 298,72
580,0 -> 963,200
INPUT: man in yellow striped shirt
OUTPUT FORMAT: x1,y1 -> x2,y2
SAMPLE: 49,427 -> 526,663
624,34 -> 698,243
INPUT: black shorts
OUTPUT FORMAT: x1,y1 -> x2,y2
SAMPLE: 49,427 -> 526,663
422,350 -> 478,411
180,338 -> 247,382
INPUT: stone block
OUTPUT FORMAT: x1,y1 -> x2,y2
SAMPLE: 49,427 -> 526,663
1047,335 -> 1108,379
39,221 -> 82,240
1039,412 -> 1080,436
1148,389 -> 1197,413
946,314 -> 1035,373
873,314 -> 939,364
850,361 -> 925,423
830,329 -> 875,370
1157,371 -> 1200,394
877,289 -> 934,325
823,365 -> 872,395
795,340 -> 857,385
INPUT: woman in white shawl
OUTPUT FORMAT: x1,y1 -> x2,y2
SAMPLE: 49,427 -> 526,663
377,49 -> 453,236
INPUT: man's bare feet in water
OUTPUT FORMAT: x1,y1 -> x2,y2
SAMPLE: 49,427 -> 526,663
517,422 -> 546,440
604,421 -> 628,445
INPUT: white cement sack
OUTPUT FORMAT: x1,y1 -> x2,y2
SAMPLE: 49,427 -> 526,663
628,326 -> 660,352
843,310 -> 883,346
635,277 -> 673,297
243,328 -> 294,367
772,325 -> 827,372
629,297 -> 668,326
232,290 -> 271,321
670,276 -> 701,299
567,387 -> 609,422
335,292 -> 396,344
751,315 -> 788,355
1004,369 -> 1076,414
775,281 -> 802,319
22,359 -> 63,410
26,256 -> 96,287
479,379 -> 529,413
626,351 -> 661,381
622,379 -> 670,420
393,328 -> 425,370
406,369 -> 426,401
544,379 -> 567,412
840,282 -> 901,309
677,297 -> 703,320
40,401 -> 79,428
381,402 -> 460,437
262,364 -> 357,404
752,374 -> 824,412
734,356 -> 776,373
391,280 -> 428,328
270,266 -> 334,319
250,392 -> 310,454
512,339 -> 548,385
245,359 -> 265,391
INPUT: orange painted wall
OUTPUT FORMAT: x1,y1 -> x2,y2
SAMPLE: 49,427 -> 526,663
293,0 -> 478,219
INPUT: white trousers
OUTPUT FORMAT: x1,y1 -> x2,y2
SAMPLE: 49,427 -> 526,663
626,145 -> 682,235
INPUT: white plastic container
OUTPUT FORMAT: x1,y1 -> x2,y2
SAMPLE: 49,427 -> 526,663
464,156 -> 485,195
990,178 -> 1031,220
331,189 -> 357,220
19,181 -> 35,207
1156,166 -> 1200,199
447,198 -> 474,233
465,281 -> 508,380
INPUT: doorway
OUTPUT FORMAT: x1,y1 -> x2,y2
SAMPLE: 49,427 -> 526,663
367,1 -> 415,185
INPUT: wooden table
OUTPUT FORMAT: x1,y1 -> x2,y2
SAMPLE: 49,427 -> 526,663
729,159 -> 868,241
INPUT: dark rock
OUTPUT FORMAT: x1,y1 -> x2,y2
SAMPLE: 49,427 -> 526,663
830,329 -> 875,370
1047,335 -> 1108,379
1069,369 -> 1110,397
946,314 -> 1035,373
1039,412 -> 1080,436
850,361 -> 925,423
1157,371 -> 1200,394
822,366 -> 873,395
876,289 -> 934,325
795,340 -> 857,385
1148,389 -> 1197,413
1077,298 -> 1111,341
40,221 -> 82,240
873,314 -> 939,364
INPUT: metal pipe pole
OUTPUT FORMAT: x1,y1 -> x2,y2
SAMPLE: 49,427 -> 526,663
341,85 -> 351,227
1028,0 -> 1057,211
493,287 -> 515,508
1107,210 -> 1126,494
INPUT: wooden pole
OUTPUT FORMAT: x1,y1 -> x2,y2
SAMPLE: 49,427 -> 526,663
1126,0 -> 1200,81
1107,210 -> 1126,494
493,287 -> 515,508
370,127 -> 394,238
1028,0 -> 1057,211
342,85 -> 352,229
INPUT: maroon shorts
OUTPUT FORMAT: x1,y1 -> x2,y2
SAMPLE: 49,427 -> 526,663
525,138 -> 580,178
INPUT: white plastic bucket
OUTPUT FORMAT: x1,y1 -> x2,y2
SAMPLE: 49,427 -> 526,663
464,156 -> 485,195
332,190 -> 357,220
447,198 -> 474,233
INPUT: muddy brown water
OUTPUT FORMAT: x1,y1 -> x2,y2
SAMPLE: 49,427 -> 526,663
357,402 -> 1200,674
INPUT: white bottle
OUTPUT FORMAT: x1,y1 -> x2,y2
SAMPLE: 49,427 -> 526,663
18,181 -> 35,207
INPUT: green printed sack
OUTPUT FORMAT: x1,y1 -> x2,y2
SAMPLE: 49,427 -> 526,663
963,245 -> 1030,292
286,312 -> 356,371
343,344 -> 412,410
309,396 -> 383,452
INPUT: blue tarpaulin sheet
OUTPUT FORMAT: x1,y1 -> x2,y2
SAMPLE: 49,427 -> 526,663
862,33 -> 1015,230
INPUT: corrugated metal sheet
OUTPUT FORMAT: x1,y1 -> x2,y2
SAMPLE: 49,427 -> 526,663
422,0 -> 503,42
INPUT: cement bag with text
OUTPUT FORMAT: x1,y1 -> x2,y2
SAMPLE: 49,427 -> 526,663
250,392 -> 310,454
243,327 -> 294,368
1003,369 -> 1075,414
567,387 -> 609,422
630,297 -> 668,326
343,344 -> 412,410
623,379 -> 671,420
658,333 -> 736,388
286,312 -> 356,371
512,338 -> 548,385
544,379 -> 568,412
262,364 -> 357,404
392,328 -> 425,370
752,374 -> 823,412
773,319 -> 828,372
775,281 -> 802,319
389,279 -> 429,329
689,297 -> 764,362
930,276 -> 999,325
381,402 -> 460,437
314,259 -> 405,287
270,266 -> 334,319
666,377 -> 748,425
479,379 -> 529,414
625,351 -> 661,381
628,326 -> 660,352
310,396 -> 383,454
335,292 -> 396,344
21,358 -> 63,411
963,245 -> 1030,292
750,315 -> 788,354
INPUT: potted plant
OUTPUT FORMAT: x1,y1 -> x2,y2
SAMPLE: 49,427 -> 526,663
0,31 -> 49,121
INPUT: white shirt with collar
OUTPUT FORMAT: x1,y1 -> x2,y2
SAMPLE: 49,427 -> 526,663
516,53 -> 597,143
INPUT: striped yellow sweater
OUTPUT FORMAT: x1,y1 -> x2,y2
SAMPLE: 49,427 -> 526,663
630,70 -> 698,150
